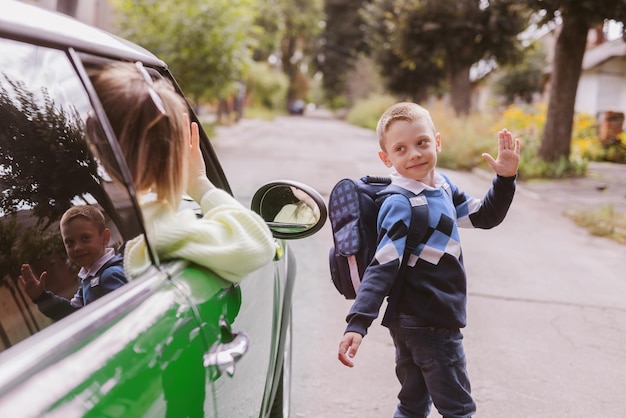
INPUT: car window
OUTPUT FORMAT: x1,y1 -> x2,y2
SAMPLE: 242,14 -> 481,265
0,38 -> 141,353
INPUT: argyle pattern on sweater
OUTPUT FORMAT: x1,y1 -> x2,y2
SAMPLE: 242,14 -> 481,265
345,174 -> 516,335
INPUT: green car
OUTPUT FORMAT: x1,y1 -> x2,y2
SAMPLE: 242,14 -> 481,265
0,2 -> 327,417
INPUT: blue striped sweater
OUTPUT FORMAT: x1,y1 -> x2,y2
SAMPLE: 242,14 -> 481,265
345,171 -> 516,335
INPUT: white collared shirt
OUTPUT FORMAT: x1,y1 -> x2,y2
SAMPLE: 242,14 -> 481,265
78,247 -> 115,280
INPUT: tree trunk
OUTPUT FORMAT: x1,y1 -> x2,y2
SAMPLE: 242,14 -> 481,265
281,33 -> 298,109
447,62 -> 472,116
539,16 -> 589,162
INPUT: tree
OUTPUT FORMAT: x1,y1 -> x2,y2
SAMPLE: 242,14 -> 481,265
252,0 -> 284,62
362,0 -> 528,115
494,42 -> 547,105
0,76 -> 116,227
317,0 -> 369,103
361,0 -> 445,103
525,1 -> 626,161
112,0 -> 257,106
277,0 -> 324,108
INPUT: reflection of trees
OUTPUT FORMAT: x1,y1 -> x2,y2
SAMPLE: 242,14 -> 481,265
0,74 -> 117,227
0,73 -> 121,345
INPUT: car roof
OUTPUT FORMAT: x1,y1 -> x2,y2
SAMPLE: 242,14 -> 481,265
0,0 -> 165,68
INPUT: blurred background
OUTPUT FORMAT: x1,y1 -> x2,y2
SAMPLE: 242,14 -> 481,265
21,0 -> 626,243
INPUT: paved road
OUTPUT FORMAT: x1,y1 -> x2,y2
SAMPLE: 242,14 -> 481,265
212,113 -> 626,418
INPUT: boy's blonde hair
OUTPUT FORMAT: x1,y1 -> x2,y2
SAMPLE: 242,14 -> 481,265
376,102 -> 437,150
60,206 -> 106,233
90,62 -> 189,207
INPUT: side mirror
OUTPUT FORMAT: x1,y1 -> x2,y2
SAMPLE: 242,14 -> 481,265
251,181 -> 327,239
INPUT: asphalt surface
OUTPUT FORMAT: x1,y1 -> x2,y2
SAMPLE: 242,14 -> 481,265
213,113 -> 626,418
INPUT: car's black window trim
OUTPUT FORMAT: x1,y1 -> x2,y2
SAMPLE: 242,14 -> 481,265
68,47 -> 152,238
164,71 -> 232,194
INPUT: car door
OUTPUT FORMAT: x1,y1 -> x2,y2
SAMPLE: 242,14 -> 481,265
0,37 -> 221,416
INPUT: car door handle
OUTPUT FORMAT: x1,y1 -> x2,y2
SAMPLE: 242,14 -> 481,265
204,316 -> 249,380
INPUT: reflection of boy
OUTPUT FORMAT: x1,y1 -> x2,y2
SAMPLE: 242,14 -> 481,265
19,206 -> 126,321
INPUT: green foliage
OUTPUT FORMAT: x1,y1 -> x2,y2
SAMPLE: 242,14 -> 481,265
327,95 -> 349,111
568,205 -> 626,244
361,0 -> 528,115
428,102 -> 497,171
318,0 -> 369,102
493,42 -> 547,105
0,216 -> 64,284
246,62 -> 289,110
0,75 -> 102,226
278,0 -> 324,104
573,119 -> 626,164
497,104 -> 588,179
360,0 -> 445,102
252,0 -> 284,62
111,0 -> 257,104
344,94 -> 397,130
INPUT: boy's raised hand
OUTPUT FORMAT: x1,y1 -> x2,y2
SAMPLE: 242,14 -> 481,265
338,331 -> 363,367
482,129 -> 521,177
19,264 -> 46,301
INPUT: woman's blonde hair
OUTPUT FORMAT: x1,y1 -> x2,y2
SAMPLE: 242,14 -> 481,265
90,62 -> 189,207
376,102 -> 436,150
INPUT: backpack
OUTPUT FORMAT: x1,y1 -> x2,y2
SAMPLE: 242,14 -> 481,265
328,176 -> 429,300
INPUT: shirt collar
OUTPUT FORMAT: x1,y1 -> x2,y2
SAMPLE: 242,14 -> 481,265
78,247 -> 115,279
389,171 -> 446,195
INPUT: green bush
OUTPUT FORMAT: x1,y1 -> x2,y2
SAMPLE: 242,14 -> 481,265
568,205 -> 626,244
246,61 -> 288,111
429,101 -> 496,171
345,94 -> 397,131
496,103 -> 588,179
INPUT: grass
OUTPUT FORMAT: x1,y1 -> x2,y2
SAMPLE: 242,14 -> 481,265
567,205 -> 626,244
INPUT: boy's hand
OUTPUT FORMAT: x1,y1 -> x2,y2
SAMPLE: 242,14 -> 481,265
19,264 -> 46,301
338,331 -> 363,367
482,129 -> 521,177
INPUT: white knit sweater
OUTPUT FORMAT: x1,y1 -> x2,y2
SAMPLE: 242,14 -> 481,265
124,188 -> 276,283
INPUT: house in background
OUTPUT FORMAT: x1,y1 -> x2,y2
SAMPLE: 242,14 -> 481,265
577,37 -> 626,122
540,23 -> 626,134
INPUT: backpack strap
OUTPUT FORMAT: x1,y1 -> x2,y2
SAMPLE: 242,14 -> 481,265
381,188 -> 429,324
96,252 -> 124,276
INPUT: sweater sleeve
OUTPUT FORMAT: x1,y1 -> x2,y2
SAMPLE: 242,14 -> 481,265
451,175 -> 516,229
125,189 -> 276,283
33,291 -> 78,321
345,195 -> 412,336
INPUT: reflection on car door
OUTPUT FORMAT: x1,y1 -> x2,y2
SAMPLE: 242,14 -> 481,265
0,268 -> 223,417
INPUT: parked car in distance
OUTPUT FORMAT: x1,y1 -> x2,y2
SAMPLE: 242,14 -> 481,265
0,2 -> 326,417
287,99 -> 306,115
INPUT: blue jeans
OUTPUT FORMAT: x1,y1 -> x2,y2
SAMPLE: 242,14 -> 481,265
389,314 -> 476,418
